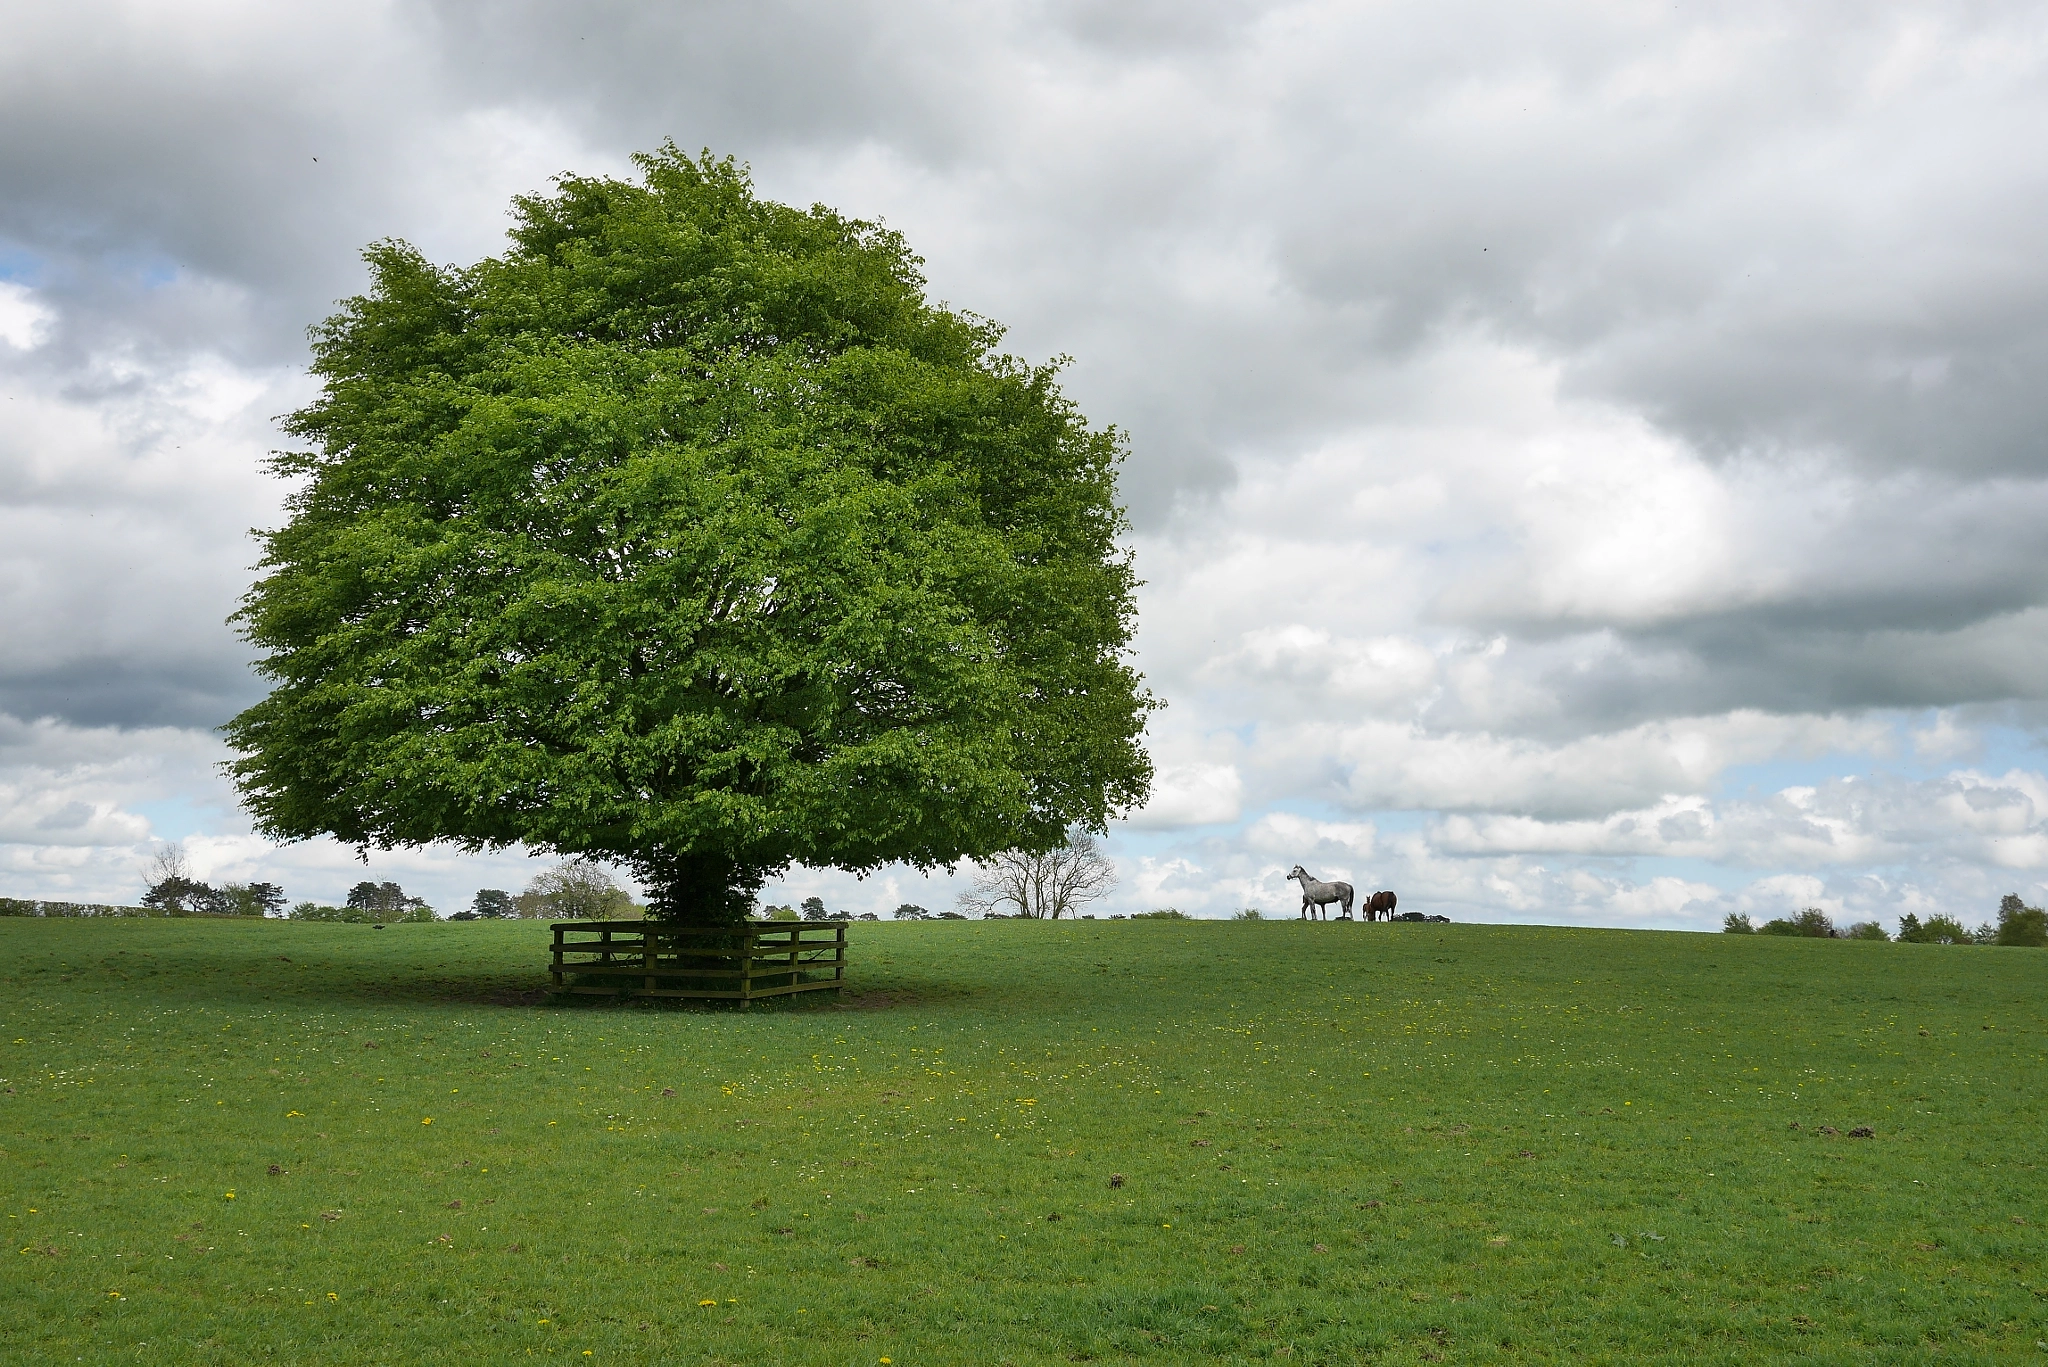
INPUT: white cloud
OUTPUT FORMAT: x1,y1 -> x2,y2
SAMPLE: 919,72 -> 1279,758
0,283 -> 51,350
1126,761 -> 1244,828
5,1 -> 2048,935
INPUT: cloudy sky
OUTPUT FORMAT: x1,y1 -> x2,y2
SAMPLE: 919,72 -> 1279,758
6,0 -> 2048,928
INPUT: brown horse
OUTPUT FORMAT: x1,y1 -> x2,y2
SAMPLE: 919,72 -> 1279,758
1363,890 -> 1397,922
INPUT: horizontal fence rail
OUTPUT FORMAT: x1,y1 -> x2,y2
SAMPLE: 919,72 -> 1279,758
550,921 -> 847,1004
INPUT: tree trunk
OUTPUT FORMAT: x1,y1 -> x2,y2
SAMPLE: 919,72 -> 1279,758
630,850 -> 764,926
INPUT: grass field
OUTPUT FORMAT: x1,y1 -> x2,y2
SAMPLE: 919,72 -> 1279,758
2,915 -> 2043,1364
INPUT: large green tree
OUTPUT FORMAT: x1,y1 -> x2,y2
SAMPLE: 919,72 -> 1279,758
226,145 -> 1154,924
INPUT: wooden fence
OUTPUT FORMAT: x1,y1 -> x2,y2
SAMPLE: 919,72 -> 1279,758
550,921 -> 847,1003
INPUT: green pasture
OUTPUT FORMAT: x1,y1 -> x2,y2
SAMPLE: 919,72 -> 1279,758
3,916 -> 2043,1364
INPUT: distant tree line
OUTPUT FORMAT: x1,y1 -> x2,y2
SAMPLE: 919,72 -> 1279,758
288,880 -> 436,923
452,860 -> 631,920
1724,895 -> 2047,946
891,903 -> 965,920
751,897 -> 877,922
139,846 -> 285,917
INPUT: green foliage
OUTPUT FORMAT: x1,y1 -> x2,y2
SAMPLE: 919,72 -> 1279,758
0,898 -> 174,918
1898,913 -> 1974,945
471,888 -> 513,918
892,903 -> 932,920
801,897 -> 829,922
1721,913 -> 1754,934
5,918 -> 2046,1362
139,875 -> 210,912
1232,907 -> 1265,921
1760,907 -> 1835,938
1129,908 -> 1188,920
286,901 -> 371,923
225,144 -> 1154,926
201,883 -> 283,918
346,881 -> 432,917
759,905 -> 800,922
1993,894 -> 2048,947
1843,921 -> 1889,941
513,859 -> 631,920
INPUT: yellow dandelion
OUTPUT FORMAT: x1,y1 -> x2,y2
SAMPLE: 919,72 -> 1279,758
224,1192 -> 236,1200
699,1300 -> 716,1307
421,1117 -> 433,1125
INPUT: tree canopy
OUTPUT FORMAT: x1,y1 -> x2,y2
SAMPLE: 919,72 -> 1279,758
226,144 -> 1153,924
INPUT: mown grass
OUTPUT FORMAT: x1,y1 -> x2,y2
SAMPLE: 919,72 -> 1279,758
2,916 -> 2043,1364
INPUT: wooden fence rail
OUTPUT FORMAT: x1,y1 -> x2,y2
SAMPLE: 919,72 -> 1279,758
550,921 -> 847,1004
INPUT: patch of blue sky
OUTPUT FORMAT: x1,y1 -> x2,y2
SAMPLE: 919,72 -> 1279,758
0,245 -> 43,283
1713,752 -> 1883,800
1715,710 -> 2048,800
131,796 -> 213,843
1951,721 -> 2048,773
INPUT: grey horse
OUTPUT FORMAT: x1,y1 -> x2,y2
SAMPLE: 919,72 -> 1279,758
1287,865 -> 1355,921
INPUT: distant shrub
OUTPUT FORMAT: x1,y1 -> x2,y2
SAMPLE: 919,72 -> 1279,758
0,899 -> 162,918
1843,921 -> 1889,941
512,861 -> 625,920
1993,894 -> 2047,947
893,903 -> 932,920
757,905 -> 800,921
1232,907 -> 1265,921
1897,913 -> 1973,945
1722,913 -> 1754,934
289,899 -> 433,924
1761,908 -> 1835,938
1131,909 -> 1188,920
140,875 -> 211,913
288,902 -> 365,922
472,889 -> 513,919
801,896 -> 830,921
209,883 -> 283,918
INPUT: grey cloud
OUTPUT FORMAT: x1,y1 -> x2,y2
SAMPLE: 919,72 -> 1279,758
1477,608 -> 2048,740
7,0 -> 2048,930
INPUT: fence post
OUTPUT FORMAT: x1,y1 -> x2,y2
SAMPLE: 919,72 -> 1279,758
740,925 -> 754,1007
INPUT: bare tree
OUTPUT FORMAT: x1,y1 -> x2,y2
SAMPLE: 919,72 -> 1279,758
957,832 -> 1117,920
140,843 -> 211,911
144,843 -> 190,886
515,859 -> 633,920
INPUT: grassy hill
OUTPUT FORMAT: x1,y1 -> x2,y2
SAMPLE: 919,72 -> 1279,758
2,916 -> 2042,1363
